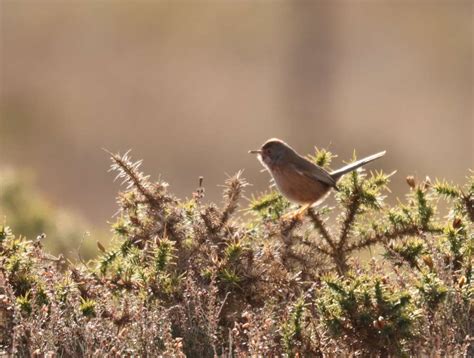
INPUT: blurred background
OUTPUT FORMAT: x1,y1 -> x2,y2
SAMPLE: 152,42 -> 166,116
1,1 -> 472,257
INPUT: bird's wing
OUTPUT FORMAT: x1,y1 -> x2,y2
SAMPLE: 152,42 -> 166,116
290,158 -> 338,188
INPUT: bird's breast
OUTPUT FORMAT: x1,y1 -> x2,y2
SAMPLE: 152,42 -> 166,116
270,165 -> 331,205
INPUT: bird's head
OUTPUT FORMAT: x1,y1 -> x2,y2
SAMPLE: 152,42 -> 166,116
249,138 -> 295,169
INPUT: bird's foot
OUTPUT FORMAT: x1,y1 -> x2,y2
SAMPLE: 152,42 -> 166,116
281,204 -> 311,222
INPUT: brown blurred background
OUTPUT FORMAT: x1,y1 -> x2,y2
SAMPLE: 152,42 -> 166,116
0,1 -> 472,252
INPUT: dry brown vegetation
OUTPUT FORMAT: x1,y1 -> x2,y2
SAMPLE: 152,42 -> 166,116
1,150 -> 472,357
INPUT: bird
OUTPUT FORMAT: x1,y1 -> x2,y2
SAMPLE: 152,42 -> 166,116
249,138 -> 386,220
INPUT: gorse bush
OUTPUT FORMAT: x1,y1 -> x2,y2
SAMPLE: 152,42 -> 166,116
0,170 -> 100,260
0,150 -> 472,357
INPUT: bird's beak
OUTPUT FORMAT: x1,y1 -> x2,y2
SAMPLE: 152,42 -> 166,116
248,149 -> 262,154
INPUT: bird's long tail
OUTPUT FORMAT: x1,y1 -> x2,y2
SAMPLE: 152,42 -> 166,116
330,151 -> 386,181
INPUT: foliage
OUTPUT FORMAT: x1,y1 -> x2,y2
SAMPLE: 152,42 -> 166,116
0,151 -> 472,356
0,170 -> 101,259
318,273 -> 417,356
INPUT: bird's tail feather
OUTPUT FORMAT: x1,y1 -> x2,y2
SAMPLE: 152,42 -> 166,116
330,151 -> 386,180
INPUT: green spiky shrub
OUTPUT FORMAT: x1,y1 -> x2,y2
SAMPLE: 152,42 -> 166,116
0,150 -> 472,357
0,170 -> 101,259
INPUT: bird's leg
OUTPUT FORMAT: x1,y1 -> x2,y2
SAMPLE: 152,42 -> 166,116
282,203 -> 311,221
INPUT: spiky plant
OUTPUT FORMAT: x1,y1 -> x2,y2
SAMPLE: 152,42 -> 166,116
0,150 -> 471,357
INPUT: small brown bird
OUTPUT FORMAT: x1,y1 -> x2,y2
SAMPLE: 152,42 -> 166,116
249,138 -> 386,219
